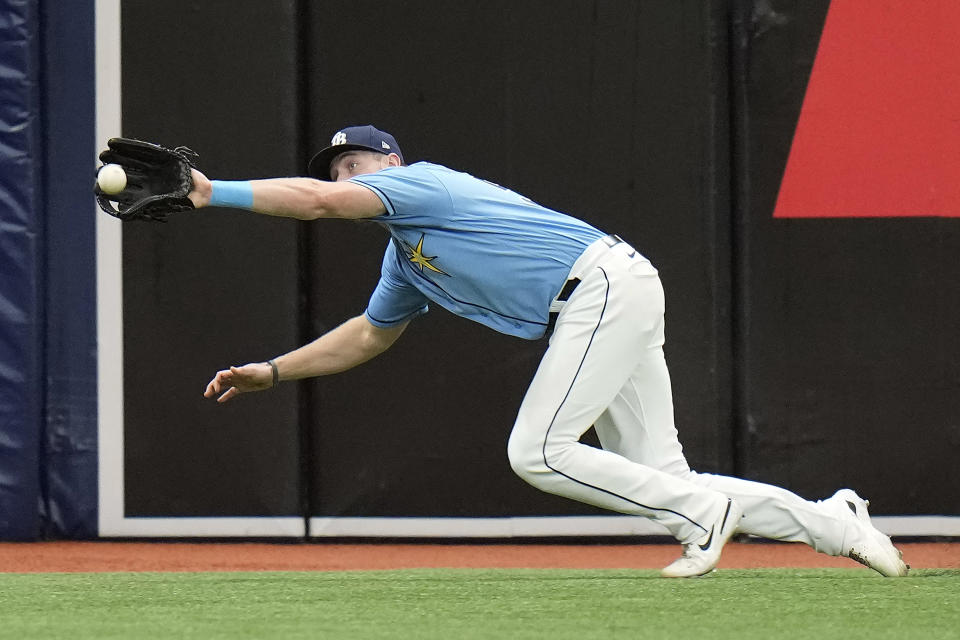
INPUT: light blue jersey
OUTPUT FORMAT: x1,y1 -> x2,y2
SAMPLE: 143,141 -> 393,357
351,162 -> 606,339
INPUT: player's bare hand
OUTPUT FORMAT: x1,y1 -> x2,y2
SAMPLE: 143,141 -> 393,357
203,362 -> 273,403
188,168 -> 212,208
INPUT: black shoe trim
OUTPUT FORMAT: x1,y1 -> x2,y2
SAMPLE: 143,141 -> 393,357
698,500 -> 733,551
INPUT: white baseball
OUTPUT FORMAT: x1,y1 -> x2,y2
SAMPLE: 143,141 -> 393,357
97,163 -> 127,194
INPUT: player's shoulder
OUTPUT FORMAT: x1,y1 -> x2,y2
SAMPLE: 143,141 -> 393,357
395,161 -> 457,179
354,161 -> 490,203
352,161 -> 450,185
374,162 -> 477,197
402,162 -> 497,191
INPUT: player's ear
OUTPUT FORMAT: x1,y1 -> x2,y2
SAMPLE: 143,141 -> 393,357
385,153 -> 402,168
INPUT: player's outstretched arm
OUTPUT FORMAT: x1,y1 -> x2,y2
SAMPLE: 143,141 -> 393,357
188,168 -> 385,220
204,314 -> 408,403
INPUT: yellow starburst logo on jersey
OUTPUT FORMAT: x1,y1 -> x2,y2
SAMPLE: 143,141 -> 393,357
404,234 -> 450,276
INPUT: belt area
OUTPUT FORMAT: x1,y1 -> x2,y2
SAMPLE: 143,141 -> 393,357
546,234 -> 624,333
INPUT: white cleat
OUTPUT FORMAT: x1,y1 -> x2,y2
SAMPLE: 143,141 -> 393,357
829,488 -> 909,577
661,498 -> 743,578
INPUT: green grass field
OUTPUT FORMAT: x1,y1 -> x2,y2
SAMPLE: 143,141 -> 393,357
2,569 -> 957,639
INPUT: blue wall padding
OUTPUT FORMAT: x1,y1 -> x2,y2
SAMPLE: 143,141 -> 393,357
38,0 -> 98,537
0,0 -> 43,540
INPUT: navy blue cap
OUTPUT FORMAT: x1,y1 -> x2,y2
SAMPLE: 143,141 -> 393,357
308,125 -> 404,180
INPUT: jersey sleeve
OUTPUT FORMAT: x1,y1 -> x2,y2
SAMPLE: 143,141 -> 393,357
348,164 -> 451,221
364,242 -> 430,327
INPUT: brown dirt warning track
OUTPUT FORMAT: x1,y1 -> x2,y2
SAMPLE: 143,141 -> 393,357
0,541 -> 956,573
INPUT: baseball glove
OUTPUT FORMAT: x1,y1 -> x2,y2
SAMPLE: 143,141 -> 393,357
95,138 -> 199,222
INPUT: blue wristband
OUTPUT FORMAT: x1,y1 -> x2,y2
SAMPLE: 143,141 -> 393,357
208,180 -> 254,209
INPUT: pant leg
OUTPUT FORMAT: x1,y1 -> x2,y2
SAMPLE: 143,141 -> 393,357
686,473 -> 846,555
592,345 -> 847,556
507,252 -> 727,544
592,347 -> 692,479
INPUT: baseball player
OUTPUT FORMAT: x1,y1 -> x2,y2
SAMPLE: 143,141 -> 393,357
200,125 -> 907,578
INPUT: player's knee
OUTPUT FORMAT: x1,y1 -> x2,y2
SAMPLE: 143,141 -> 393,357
507,425 -> 580,488
507,427 -> 547,483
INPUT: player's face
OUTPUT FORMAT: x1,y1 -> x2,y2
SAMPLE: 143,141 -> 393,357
329,151 -> 391,181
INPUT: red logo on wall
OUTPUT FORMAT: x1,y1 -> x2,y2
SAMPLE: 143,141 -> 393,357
774,0 -> 960,218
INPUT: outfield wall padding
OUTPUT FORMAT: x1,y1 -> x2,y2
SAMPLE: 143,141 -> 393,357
731,0 -> 960,514
0,0 -> 44,540
3,0 -> 957,540
39,0 -> 99,538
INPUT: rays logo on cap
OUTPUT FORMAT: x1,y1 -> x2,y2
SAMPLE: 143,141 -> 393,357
331,132 -> 347,145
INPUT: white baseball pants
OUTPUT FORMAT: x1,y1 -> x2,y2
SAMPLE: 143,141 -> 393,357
507,237 -> 847,553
